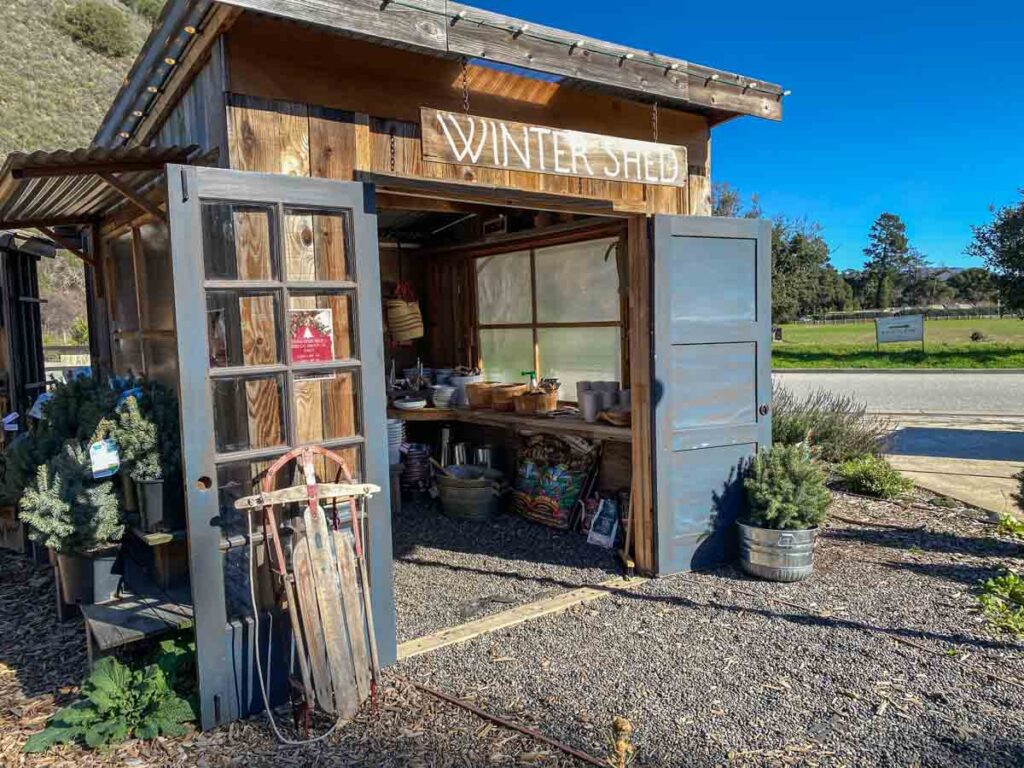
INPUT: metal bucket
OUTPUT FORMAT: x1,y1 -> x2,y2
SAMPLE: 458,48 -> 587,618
737,522 -> 817,582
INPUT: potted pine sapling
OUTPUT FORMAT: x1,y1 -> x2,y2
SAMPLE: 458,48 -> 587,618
19,442 -> 125,604
739,443 -> 831,582
112,385 -> 182,533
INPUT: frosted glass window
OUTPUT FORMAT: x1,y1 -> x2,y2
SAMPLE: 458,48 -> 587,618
536,238 -> 620,322
476,251 -> 532,324
538,328 -> 621,402
479,329 -> 533,383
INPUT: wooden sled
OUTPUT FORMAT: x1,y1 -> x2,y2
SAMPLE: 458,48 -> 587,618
235,445 -> 381,723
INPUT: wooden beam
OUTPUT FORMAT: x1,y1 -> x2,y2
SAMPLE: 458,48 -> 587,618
375,192 -> 496,215
99,173 -> 168,223
37,227 -> 97,267
11,161 -> 173,180
0,216 -> 98,230
397,576 -> 641,659
358,172 -> 622,217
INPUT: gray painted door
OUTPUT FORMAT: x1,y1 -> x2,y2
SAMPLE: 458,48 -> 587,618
165,166 -> 394,729
652,215 -> 772,575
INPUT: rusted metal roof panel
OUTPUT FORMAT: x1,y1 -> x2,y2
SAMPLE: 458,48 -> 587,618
0,145 -> 197,229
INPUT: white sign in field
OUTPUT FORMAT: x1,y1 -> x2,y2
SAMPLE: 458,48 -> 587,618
421,107 -> 688,188
875,315 -> 925,346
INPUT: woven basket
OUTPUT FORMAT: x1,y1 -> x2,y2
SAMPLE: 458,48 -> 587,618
465,381 -> 499,409
513,390 -> 559,414
385,299 -> 424,342
491,383 -> 528,412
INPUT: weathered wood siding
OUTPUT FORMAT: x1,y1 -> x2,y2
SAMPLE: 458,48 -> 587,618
220,14 -> 711,214
155,39 -> 229,166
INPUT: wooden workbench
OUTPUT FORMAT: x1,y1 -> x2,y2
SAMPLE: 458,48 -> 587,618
387,406 -> 632,443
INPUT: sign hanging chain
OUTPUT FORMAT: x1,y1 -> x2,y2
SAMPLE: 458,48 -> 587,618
460,57 -> 471,114
651,100 -> 659,143
389,126 -> 397,173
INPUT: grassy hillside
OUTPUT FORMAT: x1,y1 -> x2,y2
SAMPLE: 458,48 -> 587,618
0,0 -> 151,158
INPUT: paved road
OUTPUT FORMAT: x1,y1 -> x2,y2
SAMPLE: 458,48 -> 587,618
773,371 -> 1024,415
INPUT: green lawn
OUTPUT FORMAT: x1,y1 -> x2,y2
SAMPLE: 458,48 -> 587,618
773,318 -> 1024,369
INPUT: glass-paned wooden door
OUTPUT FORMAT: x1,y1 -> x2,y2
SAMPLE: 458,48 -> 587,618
166,166 -> 394,730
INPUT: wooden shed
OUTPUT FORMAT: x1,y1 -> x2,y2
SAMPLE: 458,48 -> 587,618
0,0 -> 781,731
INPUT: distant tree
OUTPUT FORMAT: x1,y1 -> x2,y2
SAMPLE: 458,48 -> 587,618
712,182 -> 761,218
947,267 -> 999,305
904,276 -> 956,307
771,218 -> 851,322
862,213 -> 926,308
967,191 -> 1024,316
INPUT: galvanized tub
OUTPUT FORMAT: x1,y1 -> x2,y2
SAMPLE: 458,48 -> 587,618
437,466 -> 503,521
737,522 -> 818,582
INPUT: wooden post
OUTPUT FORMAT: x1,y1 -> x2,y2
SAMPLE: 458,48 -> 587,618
627,216 -> 654,574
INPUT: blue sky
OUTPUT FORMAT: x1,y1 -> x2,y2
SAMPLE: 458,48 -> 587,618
477,0 -> 1023,270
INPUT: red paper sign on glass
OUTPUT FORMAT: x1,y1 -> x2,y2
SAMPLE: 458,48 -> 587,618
290,308 -> 335,364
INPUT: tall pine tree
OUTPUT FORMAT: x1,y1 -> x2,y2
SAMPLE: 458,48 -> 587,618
862,212 -> 925,308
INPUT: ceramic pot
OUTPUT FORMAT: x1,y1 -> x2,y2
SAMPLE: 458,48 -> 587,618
580,390 -> 601,423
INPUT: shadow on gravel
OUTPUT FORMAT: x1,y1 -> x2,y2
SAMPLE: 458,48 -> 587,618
881,559 -> 1005,587
392,500 -> 620,577
824,524 -> 1024,561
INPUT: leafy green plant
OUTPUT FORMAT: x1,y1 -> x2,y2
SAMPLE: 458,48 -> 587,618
18,442 -> 123,553
1015,469 -> 1024,515
105,381 -> 181,483
996,513 -> 1024,540
56,1 -> 134,58
772,384 -> 893,464
743,443 -> 831,530
838,455 -> 913,499
977,571 -> 1024,636
22,656 -> 195,753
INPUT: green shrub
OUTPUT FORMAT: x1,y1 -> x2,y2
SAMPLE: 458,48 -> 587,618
743,443 -> 831,530
772,384 -> 893,464
18,442 -> 123,553
977,571 -> 1024,636
125,0 -> 165,24
57,1 -> 134,58
839,455 -> 913,499
23,655 -> 194,753
996,512 -> 1024,540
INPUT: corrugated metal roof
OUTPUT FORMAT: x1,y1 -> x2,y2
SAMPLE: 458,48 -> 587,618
0,145 -> 198,230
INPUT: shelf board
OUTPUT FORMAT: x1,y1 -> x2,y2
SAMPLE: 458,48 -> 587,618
387,406 -> 631,442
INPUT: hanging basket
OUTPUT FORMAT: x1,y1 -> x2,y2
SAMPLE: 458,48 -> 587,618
386,299 -> 424,342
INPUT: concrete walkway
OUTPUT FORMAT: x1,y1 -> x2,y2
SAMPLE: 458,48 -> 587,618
886,415 -> 1023,517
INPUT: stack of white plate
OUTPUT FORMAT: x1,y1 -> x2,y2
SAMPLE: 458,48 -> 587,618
387,418 -> 405,466
431,385 -> 456,409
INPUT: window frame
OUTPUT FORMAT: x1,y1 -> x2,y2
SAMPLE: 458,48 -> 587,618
473,233 -> 626,393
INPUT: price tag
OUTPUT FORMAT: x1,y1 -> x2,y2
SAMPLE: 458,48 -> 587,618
29,393 -> 53,420
90,439 -> 121,479
2,412 -> 18,432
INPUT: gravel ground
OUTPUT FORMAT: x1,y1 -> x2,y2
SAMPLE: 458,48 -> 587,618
392,498 -> 620,642
4,489 -> 1024,766
399,490 -> 1024,767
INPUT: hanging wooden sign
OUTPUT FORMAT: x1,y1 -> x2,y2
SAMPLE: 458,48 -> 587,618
421,107 -> 688,188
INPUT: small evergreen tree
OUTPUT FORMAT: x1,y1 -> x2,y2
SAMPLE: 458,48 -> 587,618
19,442 -> 123,553
743,443 -> 831,530
863,213 -> 926,308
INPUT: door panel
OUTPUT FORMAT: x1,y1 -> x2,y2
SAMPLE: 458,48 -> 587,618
166,166 -> 394,730
653,216 -> 771,575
